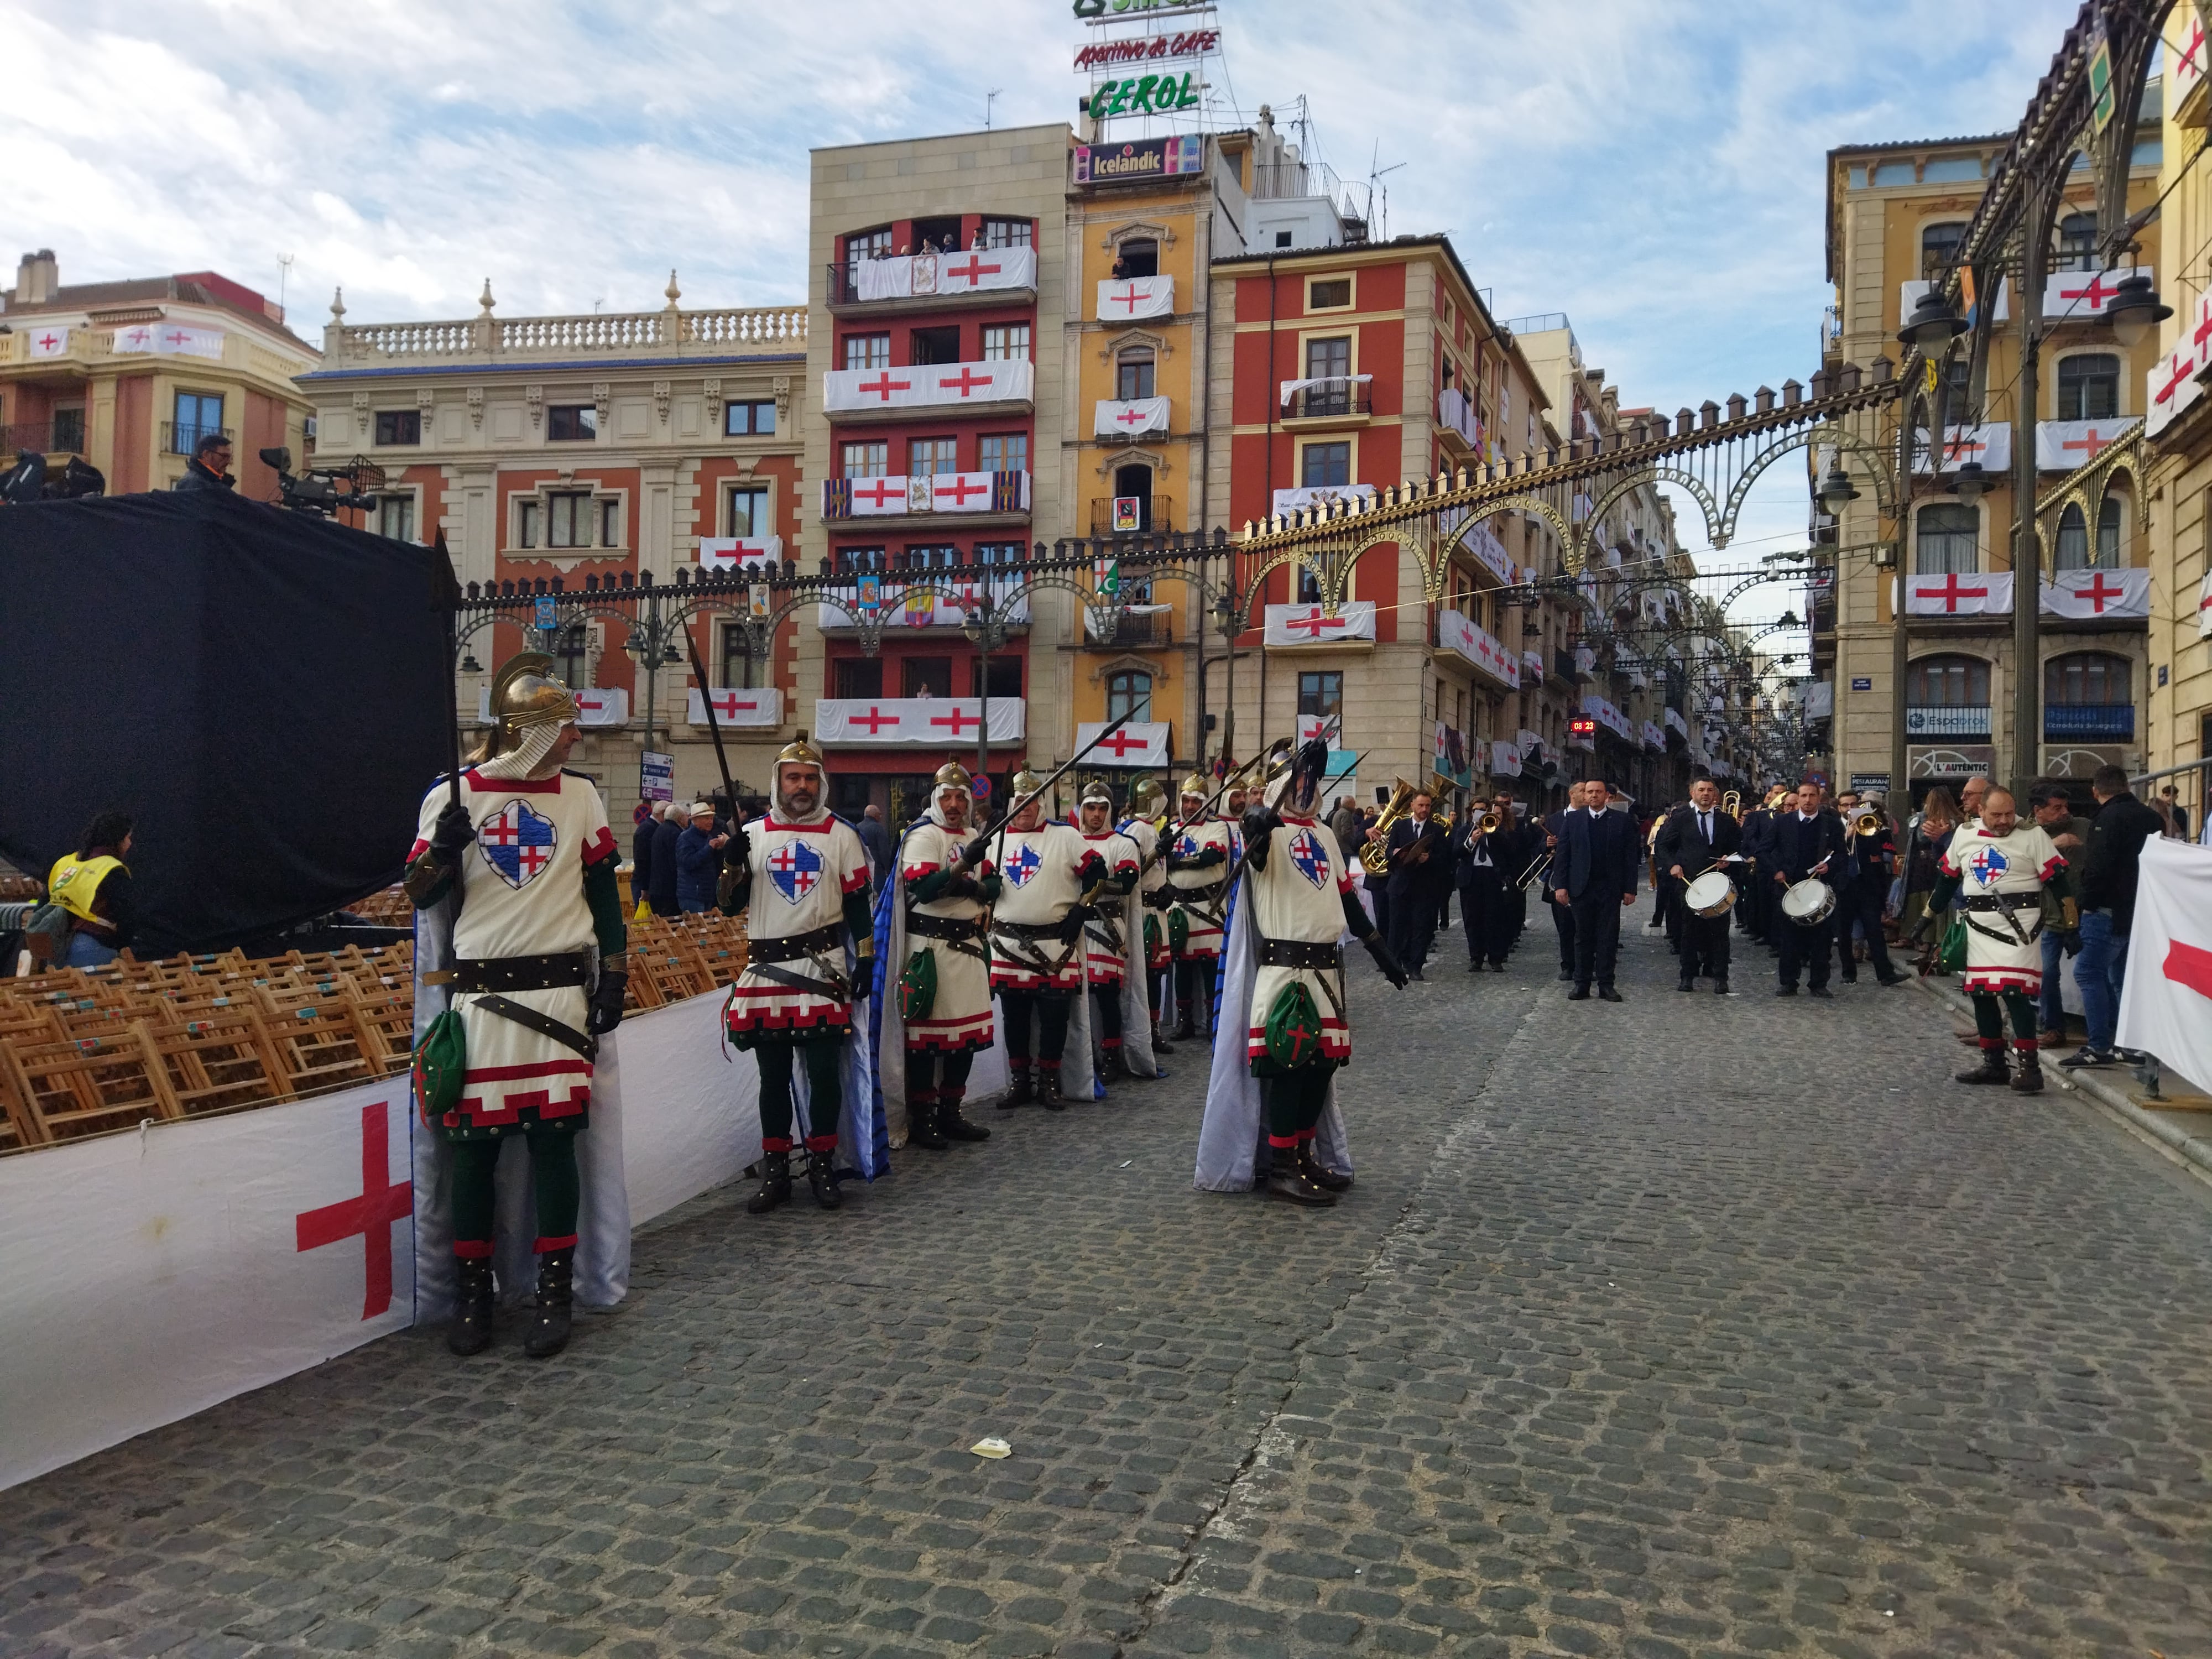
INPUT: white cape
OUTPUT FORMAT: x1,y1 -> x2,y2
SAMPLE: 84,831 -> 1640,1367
1192,867 -> 1353,1192
1091,879 -> 1159,1082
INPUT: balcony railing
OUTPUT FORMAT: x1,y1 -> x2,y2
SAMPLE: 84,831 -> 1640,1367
2044,703 -> 2135,740
1905,704 -> 1992,738
1090,494 -> 1175,536
1,418 -> 85,457
325,305 -> 806,364
1285,380 -> 1372,420
1088,608 -> 1173,648
1251,161 -> 1343,201
160,422 -> 233,456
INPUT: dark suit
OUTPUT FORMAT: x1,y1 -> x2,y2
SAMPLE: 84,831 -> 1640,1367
1453,818 -> 1519,968
1655,804 -> 1740,984
1556,806 -> 1640,990
1384,816 -> 1450,971
1540,809 -> 1573,972
1837,821 -> 1898,983
1770,809 -> 1846,989
1738,808 -> 1776,942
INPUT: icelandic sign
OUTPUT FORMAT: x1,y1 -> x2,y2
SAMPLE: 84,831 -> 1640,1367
1074,135 -> 1205,185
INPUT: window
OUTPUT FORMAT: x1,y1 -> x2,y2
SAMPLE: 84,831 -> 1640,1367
912,216 -> 962,254
1920,221 -> 1967,281
843,334 -> 890,371
1308,278 -> 1352,309
846,225 -> 893,262
1936,355 -> 1978,424
547,405 -> 596,442
373,409 -> 420,447
1907,654 -> 1990,706
972,656 -> 1022,698
2056,353 -> 2120,421
1914,502 -> 1979,574
50,406 -> 84,452
980,433 -> 1027,474
1116,347 -> 1156,400
1301,442 -> 1351,487
1114,238 -> 1159,279
982,324 -> 1031,361
2046,652 -> 2130,706
1274,230 -> 1293,249
1297,671 -> 1344,719
1106,669 -> 1153,723
834,658 -> 883,698
722,622 -> 768,690
724,400 -> 776,436
728,485 -> 769,538
910,325 -> 962,366
909,545 -> 961,568
547,492 -> 593,549
901,656 -> 953,697
839,546 -> 886,573
982,216 -> 1033,249
909,437 -> 958,476
515,499 -> 539,549
599,498 -> 622,549
841,441 -> 888,478
975,541 -> 1024,566
173,391 -> 223,453
376,493 -> 415,542
2055,495 -> 2123,570
1306,336 -> 1351,380
554,623 -> 590,690
2055,212 -> 2098,273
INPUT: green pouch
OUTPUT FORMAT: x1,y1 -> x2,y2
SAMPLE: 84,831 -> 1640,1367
1143,911 -> 1163,959
1263,980 -> 1327,1070
1938,912 -> 1968,975
1168,905 -> 1190,957
899,947 -> 936,1022
412,1006 -> 467,1126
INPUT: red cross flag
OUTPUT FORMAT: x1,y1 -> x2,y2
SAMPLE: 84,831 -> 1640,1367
27,325 -> 70,358
1905,571 -> 2014,616
687,687 -> 783,728
2042,267 -> 2149,321
1263,600 -> 1377,646
1094,274 -> 1173,320
2198,567 -> 2212,640
2039,567 -> 2149,620
1092,395 -> 1169,437
2036,419 -> 2128,471
2117,839 -> 2212,1091
1074,721 -> 1168,768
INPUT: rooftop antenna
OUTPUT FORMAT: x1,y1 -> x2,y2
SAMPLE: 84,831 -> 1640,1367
278,253 -> 294,314
985,88 -> 1003,131
1363,143 -> 1405,239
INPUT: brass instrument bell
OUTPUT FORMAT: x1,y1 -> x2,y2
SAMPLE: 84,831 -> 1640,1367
1359,779 -> 1417,875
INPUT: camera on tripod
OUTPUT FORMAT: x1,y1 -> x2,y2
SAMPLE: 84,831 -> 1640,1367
259,447 -> 384,518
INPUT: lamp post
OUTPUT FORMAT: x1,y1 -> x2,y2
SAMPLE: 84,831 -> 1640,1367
1212,587 -> 1240,778
962,581 -> 1011,795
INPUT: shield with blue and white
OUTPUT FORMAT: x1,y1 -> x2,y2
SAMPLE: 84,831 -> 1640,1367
478,799 -> 557,890
767,837 -> 824,905
1005,842 -> 1043,888
1173,832 -> 1198,862
1288,827 -> 1329,888
1965,842 -> 2010,886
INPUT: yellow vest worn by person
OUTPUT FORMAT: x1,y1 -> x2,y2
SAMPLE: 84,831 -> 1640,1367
46,853 -> 123,926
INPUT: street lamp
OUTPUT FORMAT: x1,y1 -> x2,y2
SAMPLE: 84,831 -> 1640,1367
2104,269 -> 2173,348
1816,461 -> 1861,512
1897,289 -> 1968,354
1951,460 -> 1991,500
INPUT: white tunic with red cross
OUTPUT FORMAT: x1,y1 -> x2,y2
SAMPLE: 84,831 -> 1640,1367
1243,813 -> 1359,1069
410,768 -> 618,1134
727,811 -> 870,1038
899,820 -> 995,1053
1078,828 -> 1142,985
990,823 -> 1093,993
1165,818 -> 1235,958
1939,822 -> 2065,997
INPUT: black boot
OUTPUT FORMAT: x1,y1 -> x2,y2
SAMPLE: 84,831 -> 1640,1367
523,1246 -> 573,1359
938,1087 -> 990,1141
745,1150 -> 793,1212
1955,1046 -> 2010,1085
1264,1149 -> 1336,1207
1172,1000 -> 1196,1041
1151,1018 -> 1175,1052
1099,1044 -> 1129,1079
909,1096 -> 948,1149
1677,974 -> 1696,992
1038,1066 -> 1067,1111
1296,1140 -> 1353,1193
1714,978 -> 1731,997
805,1149 -> 842,1208
1003,1066 -> 1033,1108
2010,1048 -> 2045,1094
447,1254 -> 495,1357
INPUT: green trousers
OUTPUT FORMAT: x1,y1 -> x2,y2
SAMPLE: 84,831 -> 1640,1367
450,1126 -> 579,1255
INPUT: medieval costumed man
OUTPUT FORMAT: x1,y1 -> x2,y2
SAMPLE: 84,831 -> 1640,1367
1164,773 -> 1234,1039
990,770 -> 1112,1108
406,653 -> 628,1358
718,734 -> 877,1213
1194,738 -> 1408,1207
1074,778 -> 1151,1081
874,763 -> 1000,1149
1122,775 -> 1176,1051
1913,786 -> 2073,1094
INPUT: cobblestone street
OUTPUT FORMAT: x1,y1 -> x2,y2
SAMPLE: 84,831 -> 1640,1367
6,899 -> 2211,1659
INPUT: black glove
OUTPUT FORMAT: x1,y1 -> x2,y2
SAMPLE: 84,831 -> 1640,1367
429,801 -> 473,863
1058,904 -> 1091,945
2059,928 -> 2083,959
1241,806 -> 1280,848
587,968 -> 628,1036
961,834 -> 994,870
1077,851 -> 1109,887
1194,844 -> 1228,868
1363,932 -> 1410,989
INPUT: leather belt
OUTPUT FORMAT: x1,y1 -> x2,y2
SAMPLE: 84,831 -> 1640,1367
1256,936 -> 1341,971
906,911 -> 983,942
1961,893 -> 2030,910
1170,877 -> 1227,901
995,917 -> 1071,941
748,921 -> 847,963
430,952 -> 591,993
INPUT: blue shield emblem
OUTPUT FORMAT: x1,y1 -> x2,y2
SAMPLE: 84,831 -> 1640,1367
1965,843 -> 2010,885
1173,832 -> 1198,861
479,799 -> 557,890
767,837 -> 824,905
1005,842 -> 1043,888
1288,828 -> 1328,889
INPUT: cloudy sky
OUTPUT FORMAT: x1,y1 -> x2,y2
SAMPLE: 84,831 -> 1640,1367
6,0 -> 2085,621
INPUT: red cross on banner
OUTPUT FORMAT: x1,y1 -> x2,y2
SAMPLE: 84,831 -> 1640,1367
163,330 -> 193,346
944,255 -> 1000,285
2076,574 -> 2125,613
1114,405 -> 1150,426
713,692 -> 755,719
2167,938 -> 2212,1000
2184,16 -> 2207,77
1919,574 -> 1989,613
1940,432 -> 1987,462
294,1103 -> 413,1320
856,372 -> 911,401
937,367 -> 994,398
35,333 -> 58,351
2063,427 -> 2117,461
850,706 -> 900,735
1093,728 -> 1146,758
2059,274 -> 2115,311
935,475 -> 988,507
931,706 -> 981,735
2158,356 -> 2194,406
1107,284 -> 1147,314
2194,305 -> 2212,354
852,478 -> 904,508
1285,607 -> 1348,638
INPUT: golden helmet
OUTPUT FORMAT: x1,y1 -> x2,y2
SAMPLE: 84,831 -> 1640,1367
1079,776 -> 1114,808
484,651 -> 578,759
932,760 -> 973,790
1128,775 -> 1166,818
1178,771 -> 1211,802
775,731 -> 827,769
1010,768 -> 1046,798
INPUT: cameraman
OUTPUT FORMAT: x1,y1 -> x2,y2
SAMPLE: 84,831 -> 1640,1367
175,432 -> 234,493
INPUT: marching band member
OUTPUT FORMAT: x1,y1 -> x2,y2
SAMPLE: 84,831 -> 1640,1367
990,771 -> 1110,1108
1164,773 -> 1234,1039
1655,775 -> 1739,995
1540,781 -> 1583,980
718,735 -> 876,1215
1915,786 -> 2073,1093
1837,792 -> 1906,988
1768,780 -> 1845,997
1074,778 -> 1145,1079
1452,790 -> 1521,973
1194,739 -> 1409,1207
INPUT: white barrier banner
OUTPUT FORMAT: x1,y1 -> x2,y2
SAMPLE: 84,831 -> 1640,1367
2117,838 -> 2212,1092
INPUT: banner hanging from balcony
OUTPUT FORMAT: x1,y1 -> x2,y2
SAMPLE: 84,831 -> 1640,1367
1580,695 -> 1632,741
1437,387 -> 1481,449
1523,650 -> 1546,683
1264,601 -> 1375,646
1904,571 -> 2014,616
2200,567 -> 2212,639
1277,373 -> 1371,409
851,246 -> 1037,302
1436,608 -> 1519,688
816,578 -> 1029,632
2036,420 -> 2133,472
1641,721 -> 1668,752
815,697 -> 1024,747
1095,275 -> 1173,320
111,321 -> 224,359
1911,425 -> 2011,473
823,359 -> 1034,414
2041,266 -> 2150,322
24,325 -> 69,358
2148,335 -> 2206,438
1093,397 -> 1170,437
1900,278 -> 2010,326
1073,721 -> 1168,768
697,535 -> 784,568
1489,739 -> 1521,778
1269,483 -> 1376,516
821,472 -> 1029,519
686,687 -> 783,728
2039,567 -> 2149,619
1453,517 -> 1518,586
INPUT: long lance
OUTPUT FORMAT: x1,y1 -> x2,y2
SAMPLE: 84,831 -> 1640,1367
1139,740 -> 1287,880
682,628 -> 747,903
430,529 -> 463,811
972,707 -> 1141,869
1225,745 -> 1373,889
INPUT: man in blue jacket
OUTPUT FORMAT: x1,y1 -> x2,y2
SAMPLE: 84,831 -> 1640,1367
649,802 -> 687,917
1552,779 -> 1640,1001
676,799 -> 727,913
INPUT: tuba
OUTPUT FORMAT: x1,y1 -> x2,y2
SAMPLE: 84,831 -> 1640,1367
1720,789 -> 1743,822
1359,779 -> 1418,875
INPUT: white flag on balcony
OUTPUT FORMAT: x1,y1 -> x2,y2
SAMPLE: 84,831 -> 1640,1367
1094,397 -> 1169,437
1074,721 -> 1168,768
1264,601 -> 1376,646
2040,567 -> 2150,620
112,321 -> 223,359
1096,274 -> 1172,320
822,359 -> 1034,413
574,688 -> 629,727
24,324 -> 69,358
2036,420 -> 2134,472
1911,424 -> 2010,473
938,245 -> 1036,294
686,687 -> 784,728
697,535 -> 784,568
2042,267 -> 2148,321
2199,568 -> 2212,640
815,697 -> 1024,746
1905,571 -> 2013,615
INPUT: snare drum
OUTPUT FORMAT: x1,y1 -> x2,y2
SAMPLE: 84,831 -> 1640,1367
1682,870 -> 1735,917
1781,878 -> 1837,927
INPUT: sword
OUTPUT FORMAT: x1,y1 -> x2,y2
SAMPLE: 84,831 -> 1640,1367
683,629 -> 747,905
